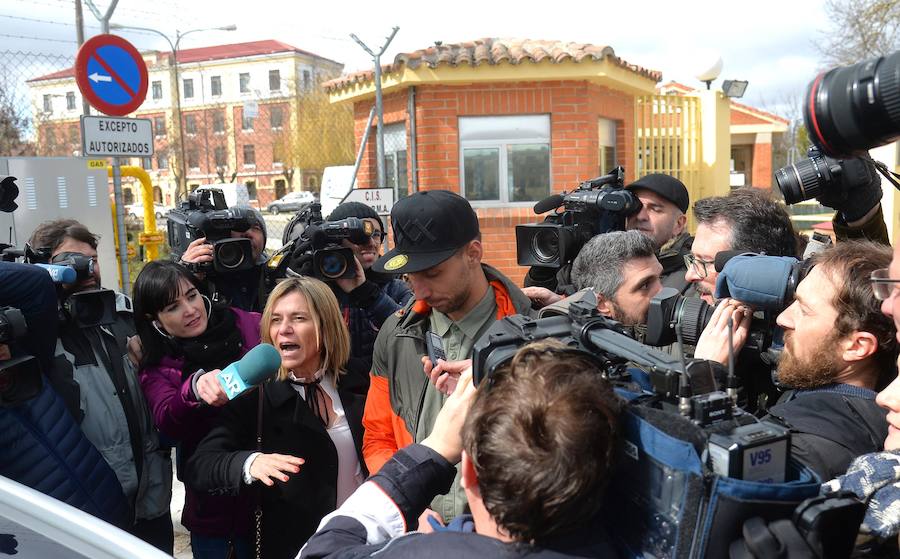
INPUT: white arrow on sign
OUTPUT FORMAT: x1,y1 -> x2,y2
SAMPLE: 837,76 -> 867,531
89,72 -> 112,83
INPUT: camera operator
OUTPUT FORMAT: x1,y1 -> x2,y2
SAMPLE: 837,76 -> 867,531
624,174 -> 693,293
0,261 -> 131,529
523,173 -> 690,305
699,241 -> 896,481
686,188 -> 799,306
362,190 -> 533,524
286,202 -> 412,376
301,341 -> 621,559
28,219 -> 174,553
179,205 -> 268,312
569,230 -> 663,327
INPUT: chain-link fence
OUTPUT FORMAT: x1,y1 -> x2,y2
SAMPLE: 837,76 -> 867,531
0,48 -> 359,259
0,50 -> 75,157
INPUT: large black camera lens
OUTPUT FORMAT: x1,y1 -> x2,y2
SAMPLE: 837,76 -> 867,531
215,239 -> 248,270
531,229 -> 560,264
319,252 -> 348,279
805,50 -> 900,158
645,288 -> 715,347
774,150 -> 838,204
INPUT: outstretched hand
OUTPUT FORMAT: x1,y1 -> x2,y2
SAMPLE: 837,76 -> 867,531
249,453 -> 305,486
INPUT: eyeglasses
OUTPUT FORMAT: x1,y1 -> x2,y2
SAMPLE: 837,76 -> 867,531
684,254 -> 715,279
870,268 -> 900,301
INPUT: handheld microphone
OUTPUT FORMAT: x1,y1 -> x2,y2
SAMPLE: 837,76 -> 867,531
216,343 -> 282,400
533,193 -> 565,214
35,263 -> 76,284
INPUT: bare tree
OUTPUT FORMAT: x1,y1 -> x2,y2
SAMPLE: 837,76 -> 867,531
817,0 -> 900,67
0,77 -> 34,156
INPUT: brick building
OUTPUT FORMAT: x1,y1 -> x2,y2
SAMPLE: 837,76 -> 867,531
326,38 -> 662,284
27,40 -> 347,208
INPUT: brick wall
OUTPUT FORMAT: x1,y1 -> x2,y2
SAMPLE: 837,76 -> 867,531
752,141 -> 773,189
352,80 -> 637,285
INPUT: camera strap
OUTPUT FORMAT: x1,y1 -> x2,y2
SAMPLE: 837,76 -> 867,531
870,158 -> 900,191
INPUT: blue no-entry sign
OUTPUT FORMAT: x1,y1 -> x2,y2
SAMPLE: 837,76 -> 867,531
75,34 -> 149,116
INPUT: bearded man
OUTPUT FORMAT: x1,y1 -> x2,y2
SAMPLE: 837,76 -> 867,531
763,241 -> 897,480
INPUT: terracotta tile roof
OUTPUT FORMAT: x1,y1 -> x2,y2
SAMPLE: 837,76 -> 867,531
324,37 -> 662,92
28,40 -> 339,83
658,81 -> 790,125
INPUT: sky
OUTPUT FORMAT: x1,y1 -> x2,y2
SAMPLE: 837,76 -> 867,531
2,0 -> 836,118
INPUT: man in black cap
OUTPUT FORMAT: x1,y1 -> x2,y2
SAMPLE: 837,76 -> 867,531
625,173 -> 693,294
362,189 -> 533,525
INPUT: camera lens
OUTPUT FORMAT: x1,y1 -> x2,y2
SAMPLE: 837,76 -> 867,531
804,50 -> 900,158
531,229 -> 560,264
319,253 -> 348,279
216,241 -> 246,270
774,156 -> 833,205
674,297 -> 715,345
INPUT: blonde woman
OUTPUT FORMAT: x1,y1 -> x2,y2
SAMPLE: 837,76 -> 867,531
186,277 -> 368,559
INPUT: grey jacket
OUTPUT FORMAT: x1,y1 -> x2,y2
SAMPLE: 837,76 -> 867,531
50,292 -> 172,523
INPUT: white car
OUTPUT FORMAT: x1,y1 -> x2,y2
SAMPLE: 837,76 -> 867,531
0,475 -> 169,558
267,191 -> 316,215
126,203 -> 170,220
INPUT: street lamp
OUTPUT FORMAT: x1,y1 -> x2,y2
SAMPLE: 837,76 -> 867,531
109,23 -> 237,199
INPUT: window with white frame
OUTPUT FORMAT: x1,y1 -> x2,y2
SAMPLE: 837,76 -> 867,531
383,122 -> 408,197
459,115 -> 550,203
597,118 -> 617,175
183,78 -> 194,99
66,92 -> 76,110
210,76 -> 222,97
152,81 -> 163,100
269,69 -> 281,91
212,111 -> 225,133
239,73 -> 251,93
42,94 -> 52,113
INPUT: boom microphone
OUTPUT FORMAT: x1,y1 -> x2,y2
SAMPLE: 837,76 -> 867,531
216,343 -> 282,400
533,193 -> 565,214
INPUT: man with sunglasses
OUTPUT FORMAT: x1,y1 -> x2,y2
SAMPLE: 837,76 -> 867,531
27,219 -> 174,553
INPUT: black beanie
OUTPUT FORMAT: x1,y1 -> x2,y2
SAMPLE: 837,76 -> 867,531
326,201 -> 384,231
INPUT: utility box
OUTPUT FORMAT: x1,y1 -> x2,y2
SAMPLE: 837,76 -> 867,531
0,157 -> 119,291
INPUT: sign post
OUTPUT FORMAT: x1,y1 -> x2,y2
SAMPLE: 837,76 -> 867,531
75,34 -> 149,295
340,187 -> 396,249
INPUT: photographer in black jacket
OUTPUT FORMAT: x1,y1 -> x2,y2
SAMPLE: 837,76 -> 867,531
300,341 -> 622,559
179,205 -> 268,312
285,202 -> 412,376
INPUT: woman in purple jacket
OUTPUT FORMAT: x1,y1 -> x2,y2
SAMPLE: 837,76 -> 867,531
133,260 -> 259,559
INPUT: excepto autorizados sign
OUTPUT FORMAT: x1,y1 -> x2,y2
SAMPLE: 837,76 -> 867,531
81,115 -> 154,157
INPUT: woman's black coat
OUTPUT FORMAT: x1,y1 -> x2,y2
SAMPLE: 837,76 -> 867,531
186,371 -> 368,559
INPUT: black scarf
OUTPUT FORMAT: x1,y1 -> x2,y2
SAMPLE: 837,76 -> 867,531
287,371 -> 330,427
177,306 -> 244,378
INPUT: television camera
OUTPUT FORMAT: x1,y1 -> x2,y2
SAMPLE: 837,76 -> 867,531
167,187 -> 256,274
515,166 -> 641,269
268,202 -> 373,281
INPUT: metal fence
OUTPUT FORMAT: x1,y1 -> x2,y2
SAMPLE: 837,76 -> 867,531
634,93 -> 702,228
0,48 -> 359,256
